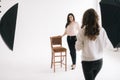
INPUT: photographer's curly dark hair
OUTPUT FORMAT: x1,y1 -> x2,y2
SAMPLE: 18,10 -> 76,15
81,8 -> 100,40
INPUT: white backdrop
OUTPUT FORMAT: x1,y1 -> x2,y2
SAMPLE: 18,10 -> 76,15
0,0 -> 109,80
0,0 -> 99,65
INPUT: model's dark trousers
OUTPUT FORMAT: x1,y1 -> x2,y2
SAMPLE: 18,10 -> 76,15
82,59 -> 103,80
67,36 -> 77,65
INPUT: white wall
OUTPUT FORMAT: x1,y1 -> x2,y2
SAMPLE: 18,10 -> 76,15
0,0 -> 98,64
0,0 -> 99,77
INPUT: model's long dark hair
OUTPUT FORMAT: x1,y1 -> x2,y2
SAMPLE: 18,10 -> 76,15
65,13 -> 75,28
81,8 -> 100,40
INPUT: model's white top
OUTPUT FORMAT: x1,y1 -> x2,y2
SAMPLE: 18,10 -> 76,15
65,22 -> 80,36
75,27 -> 113,61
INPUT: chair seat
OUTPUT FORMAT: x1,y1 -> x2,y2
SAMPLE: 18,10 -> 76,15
53,47 -> 66,52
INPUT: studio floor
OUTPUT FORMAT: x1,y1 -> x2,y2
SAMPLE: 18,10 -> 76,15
0,48 -> 120,80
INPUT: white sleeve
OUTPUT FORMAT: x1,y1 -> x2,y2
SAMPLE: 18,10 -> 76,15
75,28 -> 84,51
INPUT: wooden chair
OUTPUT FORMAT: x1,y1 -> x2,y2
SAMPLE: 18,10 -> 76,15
50,36 -> 67,72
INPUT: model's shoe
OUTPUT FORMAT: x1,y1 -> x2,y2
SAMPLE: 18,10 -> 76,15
71,65 -> 73,67
71,65 -> 76,70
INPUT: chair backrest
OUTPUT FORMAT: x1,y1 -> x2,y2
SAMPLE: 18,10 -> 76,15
50,36 -> 62,48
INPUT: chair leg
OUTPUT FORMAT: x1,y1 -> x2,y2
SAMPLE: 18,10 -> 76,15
53,54 -> 55,72
51,53 -> 53,68
60,52 -> 62,68
65,51 -> 67,71
51,53 -> 56,72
